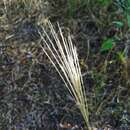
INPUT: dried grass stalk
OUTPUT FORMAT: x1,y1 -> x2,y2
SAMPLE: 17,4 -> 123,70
39,21 -> 91,130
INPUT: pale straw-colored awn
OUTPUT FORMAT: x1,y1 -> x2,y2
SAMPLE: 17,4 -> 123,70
39,21 -> 91,130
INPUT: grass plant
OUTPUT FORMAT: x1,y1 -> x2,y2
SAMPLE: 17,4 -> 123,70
39,21 -> 91,130
2,0 -> 43,12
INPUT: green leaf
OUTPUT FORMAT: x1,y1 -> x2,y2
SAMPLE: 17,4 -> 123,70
128,0 -> 130,6
127,14 -> 130,28
100,38 -> 114,52
113,21 -> 124,28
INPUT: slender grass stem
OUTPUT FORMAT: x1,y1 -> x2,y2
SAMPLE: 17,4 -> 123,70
39,21 -> 91,130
